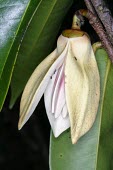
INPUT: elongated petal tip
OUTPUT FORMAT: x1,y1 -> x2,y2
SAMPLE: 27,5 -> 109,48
72,138 -> 77,145
18,116 -> 25,130
71,133 -> 79,144
54,131 -> 59,138
18,121 -> 22,130
18,49 -> 58,130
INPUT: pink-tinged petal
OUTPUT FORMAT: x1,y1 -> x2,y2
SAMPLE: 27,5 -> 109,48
54,66 -> 66,119
52,64 -> 65,117
19,43 -> 69,130
44,86 -> 70,137
44,65 -> 69,135
44,68 -> 58,116
44,61 -> 67,119
44,44 -> 70,137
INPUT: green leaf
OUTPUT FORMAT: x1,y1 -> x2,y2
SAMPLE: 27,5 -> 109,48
10,0 -> 73,108
50,49 -> 113,170
0,0 -> 32,110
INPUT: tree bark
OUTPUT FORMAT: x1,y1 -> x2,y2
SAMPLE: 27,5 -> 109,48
91,0 -> 113,44
79,9 -> 113,63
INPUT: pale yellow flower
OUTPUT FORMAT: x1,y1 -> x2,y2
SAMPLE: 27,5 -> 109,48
18,14 -> 100,144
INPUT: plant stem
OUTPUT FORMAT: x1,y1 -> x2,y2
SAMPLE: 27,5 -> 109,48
90,0 -> 113,45
84,0 -> 96,14
79,9 -> 113,63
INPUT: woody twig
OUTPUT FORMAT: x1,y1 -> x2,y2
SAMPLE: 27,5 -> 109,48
84,0 -> 113,45
84,0 -> 95,14
78,9 -> 113,63
91,0 -> 113,44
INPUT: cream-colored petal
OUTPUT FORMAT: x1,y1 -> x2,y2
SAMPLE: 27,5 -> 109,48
44,63 -> 69,137
19,49 -> 58,129
57,35 -> 69,54
52,64 -> 65,118
65,35 -> 100,144
80,49 -> 100,137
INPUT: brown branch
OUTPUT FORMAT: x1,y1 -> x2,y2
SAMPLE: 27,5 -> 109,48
90,0 -> 113,44
79,9 -> 113,63
84,0 -> 96,14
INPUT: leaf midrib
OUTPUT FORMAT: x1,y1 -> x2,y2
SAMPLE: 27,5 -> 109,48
95,58 -> 111,170
0,0 -> 31,78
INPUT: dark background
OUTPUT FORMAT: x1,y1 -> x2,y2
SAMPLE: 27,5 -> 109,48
0,0 -> 112,170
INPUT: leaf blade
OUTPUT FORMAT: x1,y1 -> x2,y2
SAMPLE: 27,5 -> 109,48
0,0 -> 32,109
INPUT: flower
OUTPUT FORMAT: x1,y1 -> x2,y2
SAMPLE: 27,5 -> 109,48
18,15 -> 100,144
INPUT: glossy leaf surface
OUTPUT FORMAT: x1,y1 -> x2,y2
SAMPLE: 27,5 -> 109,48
0,0 -> 31,109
